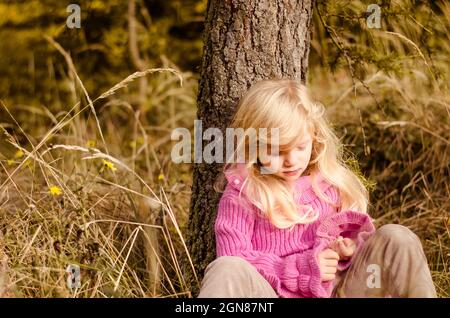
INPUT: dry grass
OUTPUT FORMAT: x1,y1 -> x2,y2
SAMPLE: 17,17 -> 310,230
0,1 -> 449,298
309,0 -> 450,297
0,38 -> 197,297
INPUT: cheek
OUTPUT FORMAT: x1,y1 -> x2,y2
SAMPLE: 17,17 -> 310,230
302,144 -> 313,158
270,157 -> 283,168
303,148 -> 312,159
258,153 -> 281,168
295,149 -> 312,164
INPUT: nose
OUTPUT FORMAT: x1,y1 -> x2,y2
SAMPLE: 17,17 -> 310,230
283,151 -> 296,167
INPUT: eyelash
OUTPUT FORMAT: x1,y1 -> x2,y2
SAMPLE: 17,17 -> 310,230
272,148 -> 304,157
268,144 -> 307,157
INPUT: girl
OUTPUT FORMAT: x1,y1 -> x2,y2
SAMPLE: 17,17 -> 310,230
197,79 -> 437,298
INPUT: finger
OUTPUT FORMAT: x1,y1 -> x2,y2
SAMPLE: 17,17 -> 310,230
342,239 -> 356,250
339,241 -> 351,251
342,238 -> 352,247
322,273 -> 336,282
338,242 -> 350,254
323,265 -> 337,274
323,259 -> 338,267
341,250 -> 352,257
330,242 -> 339,253
323,249 -> 340,260
333,236 -> 343,247
339,244 -> 354,257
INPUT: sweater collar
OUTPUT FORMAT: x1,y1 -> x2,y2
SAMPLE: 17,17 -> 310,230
224,163 -> 332,204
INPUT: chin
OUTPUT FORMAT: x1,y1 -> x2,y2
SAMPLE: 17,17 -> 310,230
281,172 -> 302,181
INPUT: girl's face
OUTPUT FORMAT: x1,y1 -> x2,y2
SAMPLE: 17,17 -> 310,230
259,131 -> 313,186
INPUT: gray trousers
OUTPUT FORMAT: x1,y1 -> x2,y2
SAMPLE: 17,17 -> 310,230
198,224 -> 437,298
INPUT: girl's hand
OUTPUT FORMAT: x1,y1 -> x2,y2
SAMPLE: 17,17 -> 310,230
316,248 -> 339,282
331,236 -> 357,260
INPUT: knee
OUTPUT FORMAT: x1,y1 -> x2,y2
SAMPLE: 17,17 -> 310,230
205,256 -> 254,276
199,256 -> 264,298
201,256 -> 255,289
376,224 -> 421,247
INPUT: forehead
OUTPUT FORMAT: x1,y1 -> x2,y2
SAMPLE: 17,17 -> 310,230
298,134 -> 312,142
288,128 -> 313,143
276,132 -> 312,152
261,123 -> 313,148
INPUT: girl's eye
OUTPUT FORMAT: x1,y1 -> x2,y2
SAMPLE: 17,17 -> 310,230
296,146 -> 305,150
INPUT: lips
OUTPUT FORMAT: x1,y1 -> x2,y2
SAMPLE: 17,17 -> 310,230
283,168 -> 301,175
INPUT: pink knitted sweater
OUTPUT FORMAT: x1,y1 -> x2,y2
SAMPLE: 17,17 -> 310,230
215,164 -> 376,298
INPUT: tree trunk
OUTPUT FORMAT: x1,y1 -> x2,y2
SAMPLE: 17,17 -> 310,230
184,0 -> 315,296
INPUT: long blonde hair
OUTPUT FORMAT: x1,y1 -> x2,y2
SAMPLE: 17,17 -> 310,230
214,79 -> 369,230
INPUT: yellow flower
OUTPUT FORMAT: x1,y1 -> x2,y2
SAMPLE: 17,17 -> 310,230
7,159 -> 14,166
102,159 -> 117,171
22,159 -> 32,169
14,150 -> 24,159
49,185 -> 62,196
157,173 -> 165,181
129,137 -> 144,149
136,136 -> 144,144
86,140 -> 96,148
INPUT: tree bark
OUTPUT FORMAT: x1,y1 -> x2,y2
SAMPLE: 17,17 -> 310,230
184,0 -> 315,296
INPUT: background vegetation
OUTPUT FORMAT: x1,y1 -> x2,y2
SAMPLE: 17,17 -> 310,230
0,0 -> 448,297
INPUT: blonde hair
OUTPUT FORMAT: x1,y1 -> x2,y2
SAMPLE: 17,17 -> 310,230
214,79 -> 369,230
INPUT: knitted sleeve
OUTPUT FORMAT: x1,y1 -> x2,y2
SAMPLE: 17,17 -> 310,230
214,194 -> 334,298
315,209 -> 376,271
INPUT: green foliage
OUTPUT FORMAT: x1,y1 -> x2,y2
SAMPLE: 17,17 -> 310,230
0,0 -> 448,298
0,0 -> 206,114
313,0 -> 449,84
